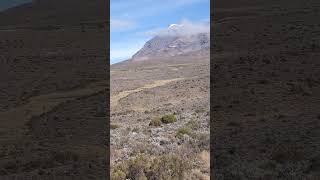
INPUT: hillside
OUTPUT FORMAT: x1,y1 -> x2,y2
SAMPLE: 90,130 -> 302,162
111,47 -> 210,178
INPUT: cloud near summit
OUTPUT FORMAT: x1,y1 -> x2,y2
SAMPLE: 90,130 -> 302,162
143,20 -> 210,37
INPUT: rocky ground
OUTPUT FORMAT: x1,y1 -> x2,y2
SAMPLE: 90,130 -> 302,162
212,0 -> 320,179
110,53 -> 210,179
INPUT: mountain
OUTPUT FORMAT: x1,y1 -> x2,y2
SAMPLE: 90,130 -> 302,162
131,23 -> 210,61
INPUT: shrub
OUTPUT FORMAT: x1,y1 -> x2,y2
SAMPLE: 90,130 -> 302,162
161,114 -> 177,124
111,169 -> 126,180
185,120 -> 199,130
176,126 -> 192,139
111,160 -> 129,180
111,154 -> 190,180
110,124 -> 120,130
147,154 -> 189,179
194,133 -> 210,150
127,154 -> 149,179
149,117 -> 162,127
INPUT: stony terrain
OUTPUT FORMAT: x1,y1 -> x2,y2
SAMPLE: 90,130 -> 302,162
110,52 -> 210,179
132,30 -> 209,61
0,0 -> 108,179
212,0 -> 320,179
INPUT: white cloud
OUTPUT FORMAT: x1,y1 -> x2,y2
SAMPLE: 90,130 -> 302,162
110,19 -> 136,32
143,19 -> 210,37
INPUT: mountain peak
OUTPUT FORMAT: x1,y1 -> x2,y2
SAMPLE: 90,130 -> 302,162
168,24 -> 178,28
130,20 -> 210,62
168,23 -> 183,29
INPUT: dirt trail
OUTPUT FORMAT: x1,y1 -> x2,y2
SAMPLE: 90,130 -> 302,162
167,63 -> 193,67
111,78 -> 184,108
0,80 -> 107,129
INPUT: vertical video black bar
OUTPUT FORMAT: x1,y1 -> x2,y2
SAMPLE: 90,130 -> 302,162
0,0 -> 109,179
212,0 -> 320,179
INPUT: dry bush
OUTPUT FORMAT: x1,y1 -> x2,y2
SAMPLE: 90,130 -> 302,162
111,154 -> 191,180
149,117 -> 162,127
147,154 -> 189,179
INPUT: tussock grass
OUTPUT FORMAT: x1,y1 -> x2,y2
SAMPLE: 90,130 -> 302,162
161,114 -> 177,124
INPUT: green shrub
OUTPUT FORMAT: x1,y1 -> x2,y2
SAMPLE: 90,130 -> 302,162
161,114 -> 177,124
176,126 -> 192,139
149,117 -> 162,127
111,158 -> 129,180
111,169 -> 126,180
110,124 -> 120,130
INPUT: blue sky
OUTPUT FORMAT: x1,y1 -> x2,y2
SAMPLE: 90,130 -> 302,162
111,0 -> 210,64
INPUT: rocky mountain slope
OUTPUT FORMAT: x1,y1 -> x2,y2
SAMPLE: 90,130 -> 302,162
131,23 -> 209,61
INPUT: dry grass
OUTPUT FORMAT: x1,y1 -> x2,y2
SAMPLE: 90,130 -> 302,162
149,117 -> 162,127
199,150 -> 210,169
189,169 -> 210,180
